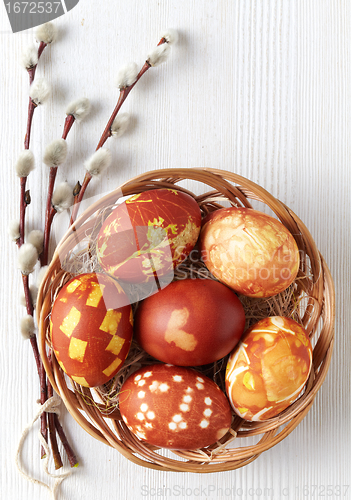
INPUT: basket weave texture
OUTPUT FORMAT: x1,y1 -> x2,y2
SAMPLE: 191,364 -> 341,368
37,168 -> 335,472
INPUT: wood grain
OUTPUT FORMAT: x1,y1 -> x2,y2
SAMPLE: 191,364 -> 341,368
0,1 -> 349,499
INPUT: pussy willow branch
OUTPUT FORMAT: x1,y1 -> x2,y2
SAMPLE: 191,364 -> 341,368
38,115 -> 79,467
41,116 -> 76,267
20,41 -> 51,460
95,62 -> 151,150
24,42 -> 46,150
21,276 -> 43,393
70,37 -> 166,224
19,39 -> 75,466
21,271 -> 48,458
69,63 -> 151,223
95,38 -> 165,150
41,168 -> 58,267
41,171 -> 66,469
22,41 -> 48,242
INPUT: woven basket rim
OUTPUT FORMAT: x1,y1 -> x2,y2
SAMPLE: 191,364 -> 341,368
37,167 -> 335,473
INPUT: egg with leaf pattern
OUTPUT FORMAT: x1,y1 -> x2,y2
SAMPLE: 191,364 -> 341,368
96,189 -> 202,285
225,316 -> 313,421
200,207 -> 300,297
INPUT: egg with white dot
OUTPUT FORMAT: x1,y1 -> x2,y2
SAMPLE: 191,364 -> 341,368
119,364 -> 232,450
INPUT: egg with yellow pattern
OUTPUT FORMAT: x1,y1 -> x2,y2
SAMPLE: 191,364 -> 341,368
50,273 -> 133,388
96,189 -> 202,284
200,207 -> 300,297
225,316 -> 312,421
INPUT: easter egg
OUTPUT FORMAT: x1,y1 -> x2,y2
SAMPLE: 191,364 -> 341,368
50,273 -> 133,388
134,278 -> 246,366
119,364 -> 232,449
225,316 -> 313,421
96,189 -> 201,285
200,207 -> 300,297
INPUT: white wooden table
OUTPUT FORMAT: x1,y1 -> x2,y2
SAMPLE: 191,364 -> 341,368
1,1 -> 350,499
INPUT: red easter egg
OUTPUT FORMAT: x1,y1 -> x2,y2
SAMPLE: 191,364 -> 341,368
200,207 -> 300,297
50,273 -> 133,388
225,316 -> 313,421
96,189 -> 201,284
119,364 -> 232,449
135,278 -> 246,366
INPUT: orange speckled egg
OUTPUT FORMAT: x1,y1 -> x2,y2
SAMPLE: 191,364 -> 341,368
200,207 -> 300,297
96,189 -> 202,284
119,364 -> 232,450
50,273 -> 133,388
225,316 -> 313,421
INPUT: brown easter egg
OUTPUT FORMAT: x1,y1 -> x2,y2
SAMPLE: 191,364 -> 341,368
200,207 -> 300,297
96,189 -> 201,284
119,364 -> 232,449
135,278 -> 246,366
225,316 -> 313,421
50,273 -> 133,388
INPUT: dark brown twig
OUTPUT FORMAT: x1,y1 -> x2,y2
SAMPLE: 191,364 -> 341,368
62,114 -> 75,140
54,415 -> 79,468
24,99 -> 37,150
48,354 -> 79,468
47,353 -> 63,470
37,41 -> 47,60
21,274 -> 34,316
41,168 -> 58,266
70,171 -> 92,224
19,177 -> 27,246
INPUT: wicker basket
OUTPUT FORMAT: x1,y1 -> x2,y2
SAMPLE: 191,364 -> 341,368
37,168 -> 335,472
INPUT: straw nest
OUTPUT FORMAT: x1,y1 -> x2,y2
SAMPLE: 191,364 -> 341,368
37,168 -> 335,472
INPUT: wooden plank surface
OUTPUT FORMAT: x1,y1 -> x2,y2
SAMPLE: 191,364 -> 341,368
0,1 -> 350,499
